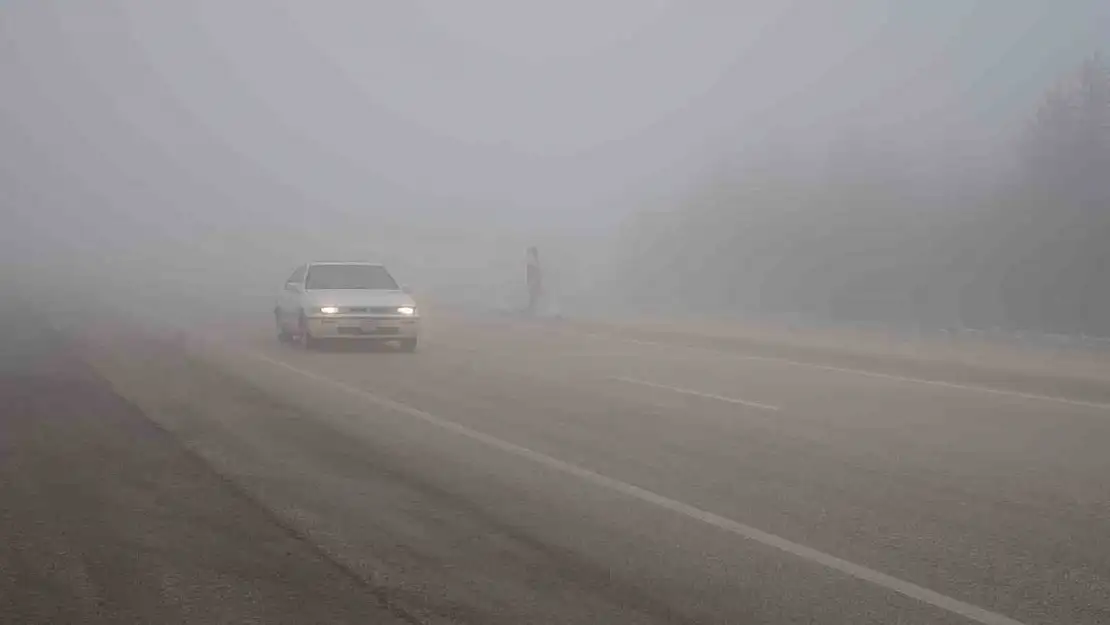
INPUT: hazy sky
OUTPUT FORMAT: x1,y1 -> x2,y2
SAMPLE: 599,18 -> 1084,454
1,0 -> 1107,266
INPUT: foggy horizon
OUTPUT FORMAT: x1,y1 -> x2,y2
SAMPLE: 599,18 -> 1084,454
2,1 -> 1109,333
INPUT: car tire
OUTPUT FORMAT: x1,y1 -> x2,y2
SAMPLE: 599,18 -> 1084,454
298,315 -> 319,350
397,338 -> 418,353
276,311 -> 293,343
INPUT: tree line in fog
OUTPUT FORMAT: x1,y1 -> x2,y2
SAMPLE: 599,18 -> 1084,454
614,53 -> 1110,337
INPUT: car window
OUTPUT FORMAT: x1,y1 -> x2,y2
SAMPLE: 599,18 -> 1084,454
305,264 -> 398,290
286,266 -> 306,284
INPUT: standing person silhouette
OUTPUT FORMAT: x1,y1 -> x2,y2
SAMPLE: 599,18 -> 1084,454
526,246 -> 542,317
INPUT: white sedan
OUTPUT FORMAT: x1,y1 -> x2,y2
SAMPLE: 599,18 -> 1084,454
275,261 -> 420,351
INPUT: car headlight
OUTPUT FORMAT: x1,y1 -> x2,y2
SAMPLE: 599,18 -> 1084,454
397,306 -> 416,316
318,306 -> 340,314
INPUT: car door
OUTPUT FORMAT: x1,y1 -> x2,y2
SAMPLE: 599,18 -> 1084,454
277,265 -> 307,329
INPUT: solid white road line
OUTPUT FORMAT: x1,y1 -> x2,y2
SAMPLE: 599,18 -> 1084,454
249,351 -> 1028,625
568,331 -> 1110,411
611,376 -> 781,412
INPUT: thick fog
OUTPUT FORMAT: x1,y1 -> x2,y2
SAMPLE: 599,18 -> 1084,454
2,1 -> 1108,333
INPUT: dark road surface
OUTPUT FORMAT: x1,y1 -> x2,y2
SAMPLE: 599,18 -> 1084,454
4,304 -> 1110,624
0,310 -> 411,625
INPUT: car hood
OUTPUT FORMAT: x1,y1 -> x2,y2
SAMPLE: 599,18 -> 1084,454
303,290 -> 416,308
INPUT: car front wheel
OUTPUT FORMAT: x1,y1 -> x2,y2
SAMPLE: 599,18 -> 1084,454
298,315 -> 319,350
276,311 -> 293,343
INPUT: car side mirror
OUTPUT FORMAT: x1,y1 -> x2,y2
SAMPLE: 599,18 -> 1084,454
285,281 -> 301,292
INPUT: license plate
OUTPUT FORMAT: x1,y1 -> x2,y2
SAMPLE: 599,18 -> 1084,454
359,320 -> 378,331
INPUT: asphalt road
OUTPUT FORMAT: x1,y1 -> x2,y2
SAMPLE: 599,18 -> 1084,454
0,308 -> 413,625
7,308 -> 1110,624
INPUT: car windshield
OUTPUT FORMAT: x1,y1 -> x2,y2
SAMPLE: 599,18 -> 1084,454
305,264 -> 398,290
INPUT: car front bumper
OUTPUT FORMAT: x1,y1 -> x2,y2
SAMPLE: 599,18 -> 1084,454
305,315 -> 420,339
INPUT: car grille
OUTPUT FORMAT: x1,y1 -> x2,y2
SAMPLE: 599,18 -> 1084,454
338,326 -> 400,336
344,306 -> 397,314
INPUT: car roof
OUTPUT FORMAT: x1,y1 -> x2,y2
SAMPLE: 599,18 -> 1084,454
306,261 -> 385,267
